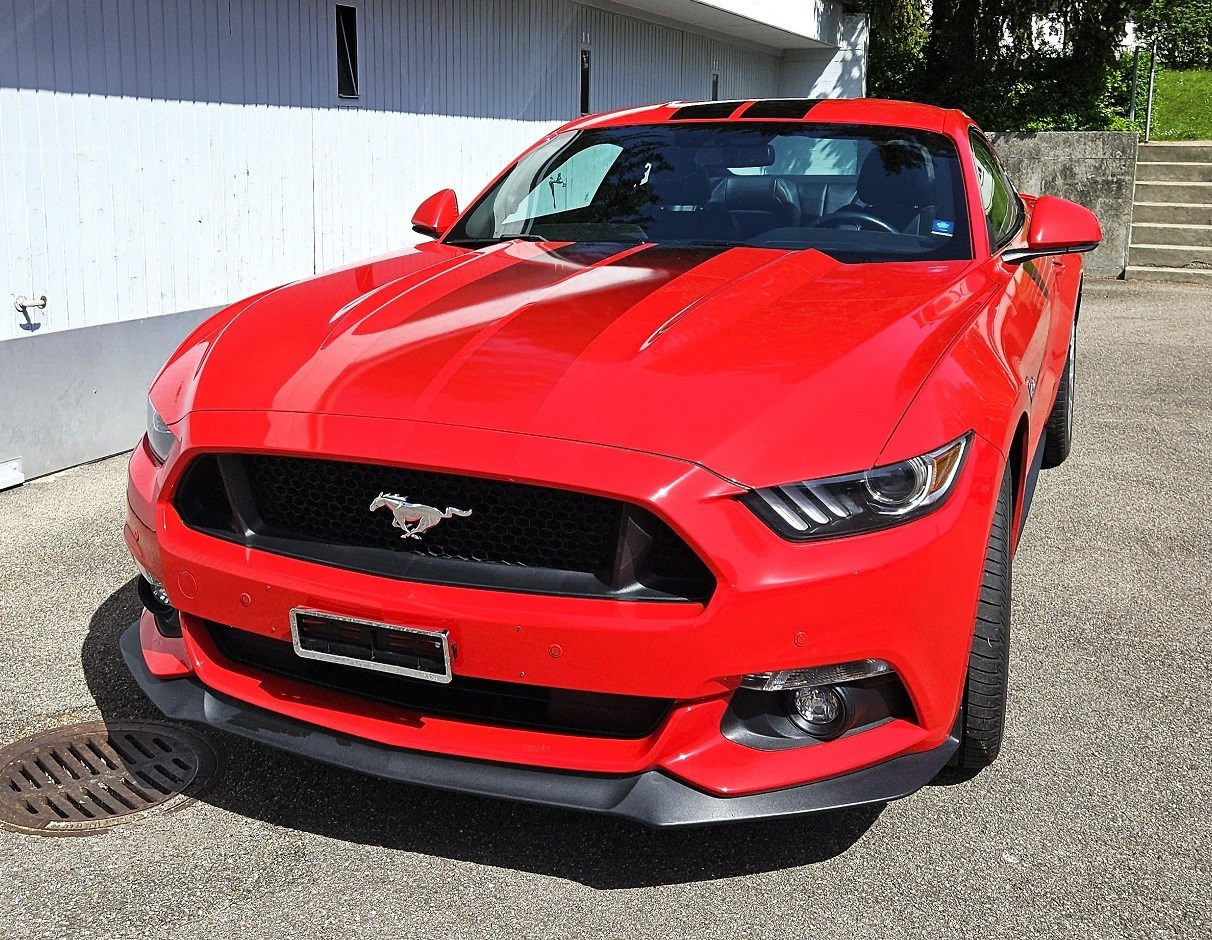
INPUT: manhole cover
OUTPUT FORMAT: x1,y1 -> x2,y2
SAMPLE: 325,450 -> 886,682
0,721 -> 219,836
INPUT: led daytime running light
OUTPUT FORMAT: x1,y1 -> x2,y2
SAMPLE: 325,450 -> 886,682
742,658 -> 893,692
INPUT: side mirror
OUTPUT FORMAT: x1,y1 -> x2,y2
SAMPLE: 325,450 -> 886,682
1002,195 -> 1102,265
412,189 -> 459,239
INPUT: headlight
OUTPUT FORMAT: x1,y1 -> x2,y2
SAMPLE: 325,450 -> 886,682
145,398 -> 177,464
741,433 -> 971,540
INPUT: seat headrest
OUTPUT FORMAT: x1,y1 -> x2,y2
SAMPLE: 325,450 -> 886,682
712,176 -> 799,212
857,142 -> 934,208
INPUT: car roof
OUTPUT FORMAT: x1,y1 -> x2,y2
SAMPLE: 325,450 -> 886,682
564,97 -> 975,137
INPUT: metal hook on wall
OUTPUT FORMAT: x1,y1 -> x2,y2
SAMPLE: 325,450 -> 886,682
15,294 -> 47,332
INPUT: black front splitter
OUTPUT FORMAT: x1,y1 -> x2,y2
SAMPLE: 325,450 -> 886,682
120,623 -> 958,828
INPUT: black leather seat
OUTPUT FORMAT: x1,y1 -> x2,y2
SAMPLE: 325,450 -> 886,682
845,142 -> 937,233
784,175 -> 859,221
645,172 -> 730,241
709,177 -> 802,240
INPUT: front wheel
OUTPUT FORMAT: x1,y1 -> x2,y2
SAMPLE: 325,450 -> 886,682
950,466 -> 1013,771
1041,315 -> 1078,469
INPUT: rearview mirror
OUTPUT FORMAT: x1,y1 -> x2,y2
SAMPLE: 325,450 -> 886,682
1002,195 -> 1102,265
412,189 -> 459,239
694,144 -> 776,169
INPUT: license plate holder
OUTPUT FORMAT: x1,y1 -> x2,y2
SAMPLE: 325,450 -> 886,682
289,608 -> 452,684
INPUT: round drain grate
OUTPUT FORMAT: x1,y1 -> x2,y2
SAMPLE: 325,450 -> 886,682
0,720 -> 219,836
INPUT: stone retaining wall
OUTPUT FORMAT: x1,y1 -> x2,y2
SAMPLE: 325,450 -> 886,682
989,131 -> 1138,278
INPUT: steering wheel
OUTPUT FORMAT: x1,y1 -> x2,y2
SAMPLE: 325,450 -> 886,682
811,209 -> 899,234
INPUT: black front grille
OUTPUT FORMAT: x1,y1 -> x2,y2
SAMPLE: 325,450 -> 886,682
175,455 -> 714,602
245,455 -> 619,574
208,622 -> 671,739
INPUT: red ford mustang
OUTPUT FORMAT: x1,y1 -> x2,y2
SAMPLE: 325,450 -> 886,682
122,98 -> 1100,826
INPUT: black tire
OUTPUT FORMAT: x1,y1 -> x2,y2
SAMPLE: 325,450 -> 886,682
951,467 -> 1013,771
1041,313 -> 1078,469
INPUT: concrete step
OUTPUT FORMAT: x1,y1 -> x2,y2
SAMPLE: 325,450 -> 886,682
1128,243 -> 1212,267
1130,221 -> 1212,247
1139,142 -> 1212,163
1125,264 -> 1212,284
1131,201 -> 1212,226
1134,180 -> 1212,203
1135,161 -> 1212,183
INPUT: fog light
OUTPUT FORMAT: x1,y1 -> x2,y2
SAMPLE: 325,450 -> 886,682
136,574 -> 170,610
789,685 -> 846,737
137,574 -> 181,638
150,580 -> 170,607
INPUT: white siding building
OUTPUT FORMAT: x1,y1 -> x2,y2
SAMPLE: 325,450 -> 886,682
0,0 -> 867,483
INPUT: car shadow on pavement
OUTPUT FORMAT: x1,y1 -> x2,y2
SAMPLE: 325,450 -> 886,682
83,583 -> 883,887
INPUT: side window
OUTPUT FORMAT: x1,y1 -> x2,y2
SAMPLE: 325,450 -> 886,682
969,132 -> 1021,250
504,144 -> 622,223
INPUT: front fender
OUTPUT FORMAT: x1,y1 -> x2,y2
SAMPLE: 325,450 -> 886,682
150,286 -> 284,426
880,321 -> 1029,469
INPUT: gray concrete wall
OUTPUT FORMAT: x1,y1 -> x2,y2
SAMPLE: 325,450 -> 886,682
0,307 -> 217,481
988,131 -> 1138,279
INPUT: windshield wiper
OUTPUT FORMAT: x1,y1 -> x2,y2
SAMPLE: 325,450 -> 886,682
668,240 -> 748,248
445,233 -> 549,246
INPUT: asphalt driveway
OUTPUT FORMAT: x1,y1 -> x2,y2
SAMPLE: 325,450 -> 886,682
0,279 -> 1208,939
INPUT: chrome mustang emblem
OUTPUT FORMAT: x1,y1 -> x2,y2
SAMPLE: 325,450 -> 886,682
369,493 -> 472,539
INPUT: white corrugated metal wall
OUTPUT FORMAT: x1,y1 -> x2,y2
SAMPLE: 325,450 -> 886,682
579,5 -> 781,105
0,0 -> 788,344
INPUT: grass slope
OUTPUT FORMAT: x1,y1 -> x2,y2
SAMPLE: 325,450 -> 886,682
1151,70 -> 1212,140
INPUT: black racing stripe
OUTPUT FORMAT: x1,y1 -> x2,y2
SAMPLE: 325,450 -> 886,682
1023,260 -> 1050,298
741,98 -> 824,119
669,101 -> 747,120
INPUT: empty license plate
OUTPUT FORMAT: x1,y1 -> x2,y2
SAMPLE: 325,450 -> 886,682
289,609 -> 452,683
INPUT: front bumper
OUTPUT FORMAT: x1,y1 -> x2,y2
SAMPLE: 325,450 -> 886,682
125,410 -> 1004,812
121,622 -> 958,827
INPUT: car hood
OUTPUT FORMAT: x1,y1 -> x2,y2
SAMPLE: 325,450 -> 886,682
168,241 -> 986,487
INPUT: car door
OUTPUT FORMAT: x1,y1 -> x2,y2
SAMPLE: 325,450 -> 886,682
971,131 -> 1055,429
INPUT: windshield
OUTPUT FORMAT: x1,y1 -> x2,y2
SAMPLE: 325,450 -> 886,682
446,122 -> 972,263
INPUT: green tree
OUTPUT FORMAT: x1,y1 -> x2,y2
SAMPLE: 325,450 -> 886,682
1136,0 -> 1212,68
867,0 -> 929,98
866,1 -> 1137,130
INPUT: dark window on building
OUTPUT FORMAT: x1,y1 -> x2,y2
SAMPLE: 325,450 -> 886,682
711,72 -> 720,101
336,5 -> 359,99
579,49 -> 591,115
